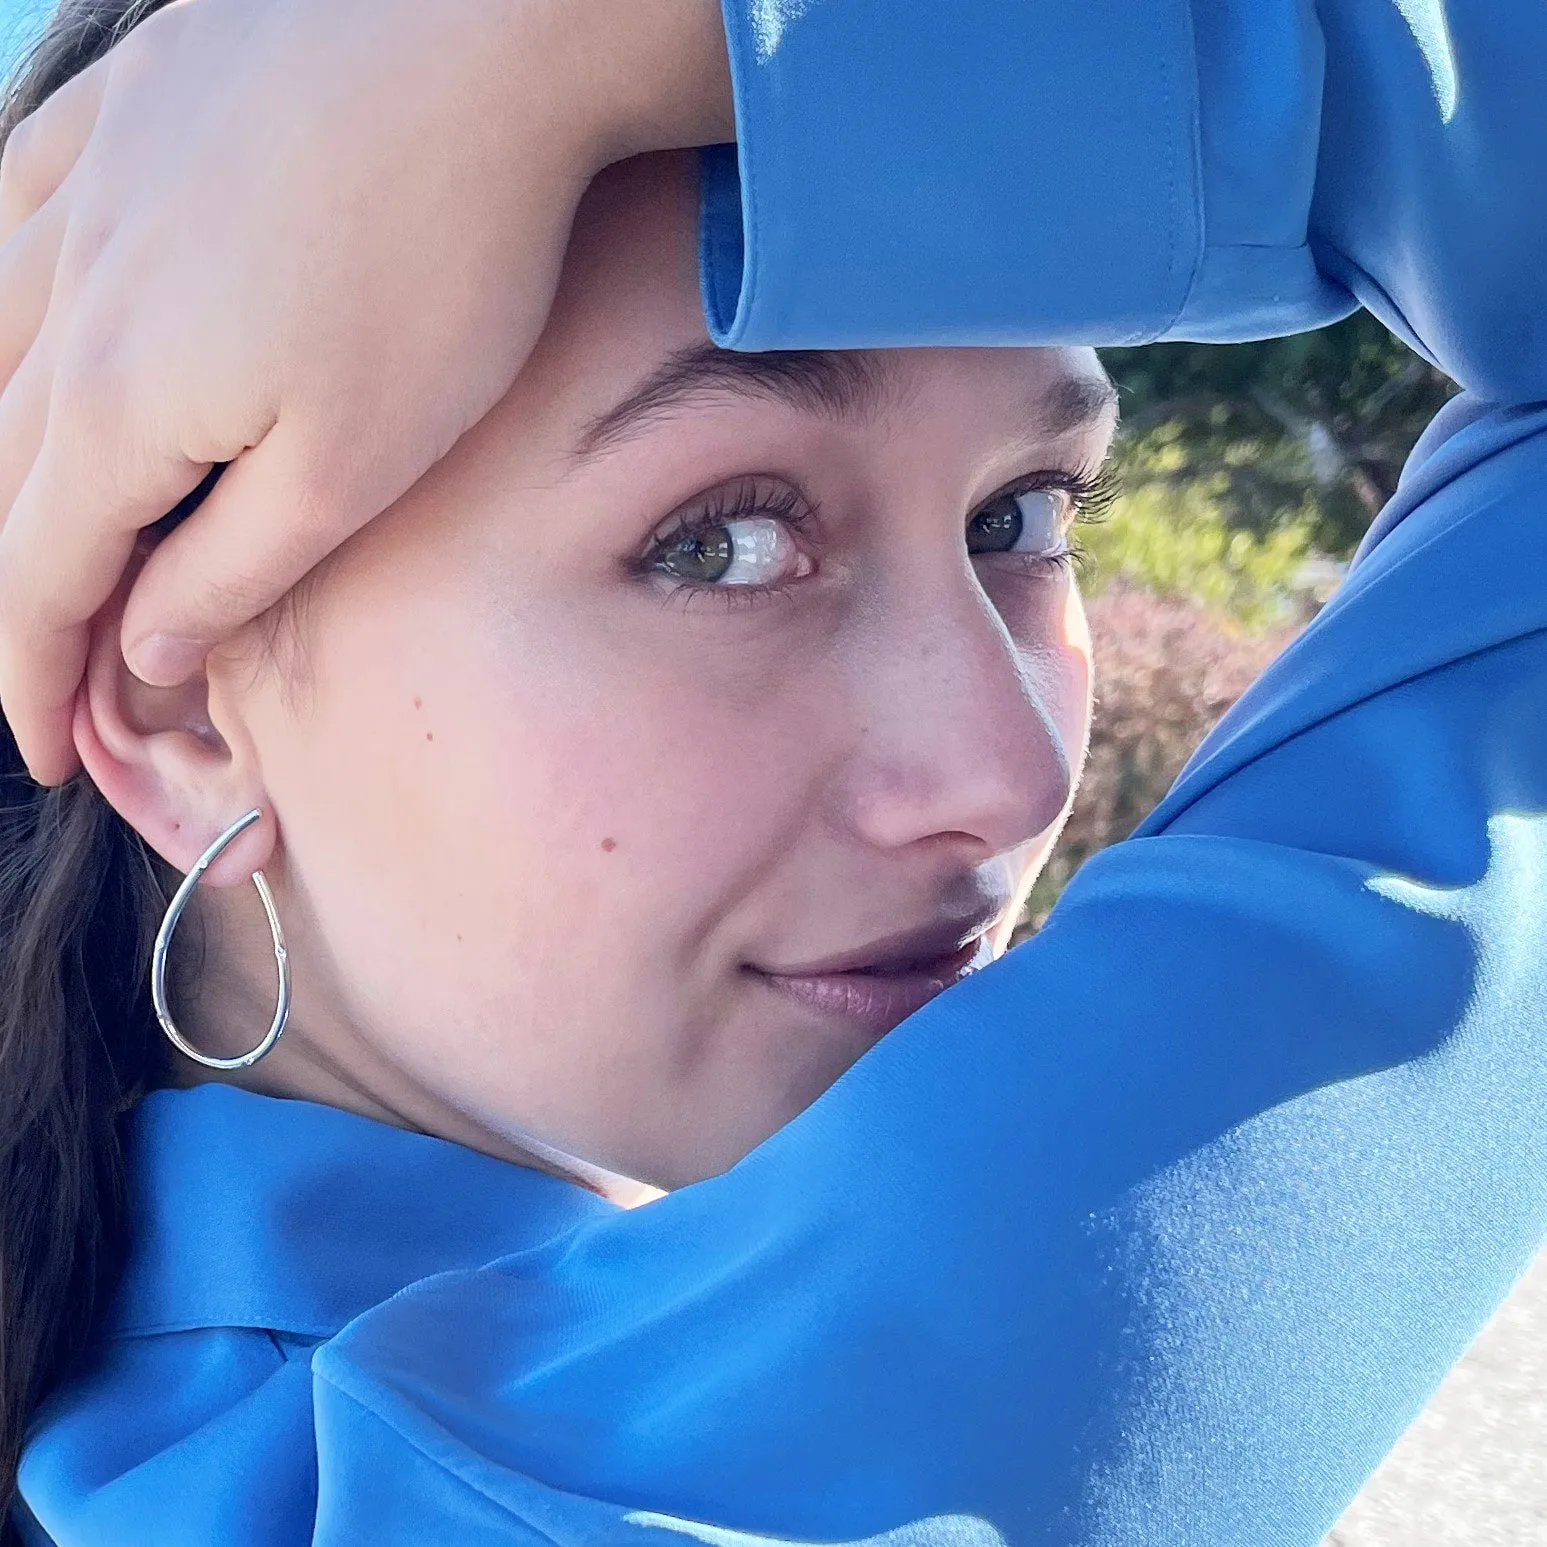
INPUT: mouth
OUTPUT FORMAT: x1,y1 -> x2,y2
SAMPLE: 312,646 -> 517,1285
749,930 -> 995,1038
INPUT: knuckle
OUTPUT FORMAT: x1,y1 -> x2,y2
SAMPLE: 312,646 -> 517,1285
53,199 -> 118,293
0,114 -> 47,213
194,568 -> 279,627
110,0 -> 191,65
51,312 -> 132,421
290,468 -> 363,546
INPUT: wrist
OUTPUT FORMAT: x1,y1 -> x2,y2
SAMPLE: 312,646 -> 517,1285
544,0 -> 736,171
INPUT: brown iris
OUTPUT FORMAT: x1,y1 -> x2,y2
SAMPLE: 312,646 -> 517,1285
659,527 -> 734,582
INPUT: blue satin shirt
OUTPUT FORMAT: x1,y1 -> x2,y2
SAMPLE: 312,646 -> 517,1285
15,0 -> 1547,1542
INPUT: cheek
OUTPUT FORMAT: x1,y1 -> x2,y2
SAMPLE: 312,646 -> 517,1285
498,619 -> 838,942
997,571 -> 1095,776
319,579 -> 834,1001
1056,579 -> 1095,755
268,506 -> 841,988
998,579 -> 1094,922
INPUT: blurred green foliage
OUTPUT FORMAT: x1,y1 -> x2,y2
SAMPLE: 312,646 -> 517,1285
1100,310 -> 1456,560
1077,436 -> 1317,630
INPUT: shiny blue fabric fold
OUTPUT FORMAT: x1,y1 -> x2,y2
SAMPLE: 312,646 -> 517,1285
16,1088 -> 610,1545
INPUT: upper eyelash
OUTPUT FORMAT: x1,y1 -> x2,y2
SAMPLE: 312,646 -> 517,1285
965,463 -> 1116,583
986,462 -> 1122,525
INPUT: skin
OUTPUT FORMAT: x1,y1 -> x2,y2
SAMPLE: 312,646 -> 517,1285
0,0 -> 735,785
73,154 -> 1116,1201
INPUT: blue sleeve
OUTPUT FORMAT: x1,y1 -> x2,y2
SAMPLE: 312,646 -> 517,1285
17,1329 -> 320,1545
302,6 -> 1547,1545
701,0 -> 1547,407
314,495 -> 1547,1546
309,450 -> 1547,1537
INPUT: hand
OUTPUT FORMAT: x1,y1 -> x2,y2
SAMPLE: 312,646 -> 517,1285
0,0 -> 732,784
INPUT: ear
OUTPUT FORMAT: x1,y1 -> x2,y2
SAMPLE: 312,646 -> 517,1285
73,558 -> 276,889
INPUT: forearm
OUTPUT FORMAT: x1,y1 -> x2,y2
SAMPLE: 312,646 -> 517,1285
557,0 -> 733,171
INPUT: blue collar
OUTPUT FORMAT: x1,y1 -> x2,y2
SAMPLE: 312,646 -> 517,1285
110,1084 -> 615,1340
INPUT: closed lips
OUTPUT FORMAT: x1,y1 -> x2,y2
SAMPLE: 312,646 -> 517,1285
749,920 -> 997,1037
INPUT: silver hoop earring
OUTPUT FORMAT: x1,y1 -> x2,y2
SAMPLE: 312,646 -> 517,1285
151,807 -> 291,1071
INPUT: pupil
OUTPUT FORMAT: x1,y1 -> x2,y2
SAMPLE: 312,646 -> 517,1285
667,527 -> 733,582
969,498 -> 1022,553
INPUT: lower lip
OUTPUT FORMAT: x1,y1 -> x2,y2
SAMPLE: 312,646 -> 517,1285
752,937 -> 988,1038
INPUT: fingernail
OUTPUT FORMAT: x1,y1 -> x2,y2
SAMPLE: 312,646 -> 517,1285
126,634 -> 208,686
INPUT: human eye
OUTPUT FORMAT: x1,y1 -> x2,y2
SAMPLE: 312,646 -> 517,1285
632,476 -> 818,606
965,465 -> 1119,572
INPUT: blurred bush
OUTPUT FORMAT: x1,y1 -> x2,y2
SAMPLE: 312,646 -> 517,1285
1016,587 -> 1303,938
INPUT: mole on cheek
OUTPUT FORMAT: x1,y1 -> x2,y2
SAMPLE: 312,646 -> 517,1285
601,837 -> 617,853
425,731 -> 434,742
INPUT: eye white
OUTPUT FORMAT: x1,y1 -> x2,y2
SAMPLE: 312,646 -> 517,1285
1009,488 -> 1070,553
717,517 -> 800,585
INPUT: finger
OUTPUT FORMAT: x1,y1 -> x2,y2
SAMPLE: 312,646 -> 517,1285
0,224 -> 67,485
0,208 -> 67,438
0,62 -> 105,241
121,418 -> 385,683
0,406 -> 211,784
0,344 -> 51,529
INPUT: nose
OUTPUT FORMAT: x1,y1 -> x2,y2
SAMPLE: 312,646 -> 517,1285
838,572 -> 1085,859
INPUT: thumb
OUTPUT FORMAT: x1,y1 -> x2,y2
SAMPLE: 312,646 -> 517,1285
120,417 -> 406,684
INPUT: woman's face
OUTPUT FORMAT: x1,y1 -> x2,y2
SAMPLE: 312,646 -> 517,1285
91,154 -> 1116,1194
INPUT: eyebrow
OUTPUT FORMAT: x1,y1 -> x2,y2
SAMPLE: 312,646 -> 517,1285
1038,372 -> 1122,440
572,343 -> 1118,460
574,345 -> 890,459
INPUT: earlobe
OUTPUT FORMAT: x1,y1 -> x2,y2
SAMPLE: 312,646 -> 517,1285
72,583 -> 273,887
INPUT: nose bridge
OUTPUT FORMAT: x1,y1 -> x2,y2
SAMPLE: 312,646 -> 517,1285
846,569 -> 1078,855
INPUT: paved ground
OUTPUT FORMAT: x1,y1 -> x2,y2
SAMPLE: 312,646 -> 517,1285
1324,1248 -> 1547,1546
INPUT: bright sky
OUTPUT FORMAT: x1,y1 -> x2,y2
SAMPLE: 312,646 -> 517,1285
0,0 -> 54,80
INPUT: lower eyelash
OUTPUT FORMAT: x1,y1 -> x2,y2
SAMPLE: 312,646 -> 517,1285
993,536 -> 1089,578
1062,535 -> 1092,573
648,576 -> 804,614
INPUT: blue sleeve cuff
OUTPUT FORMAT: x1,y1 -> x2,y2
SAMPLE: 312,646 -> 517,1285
701,0 -> 1207,350
703,0 -> 1547,402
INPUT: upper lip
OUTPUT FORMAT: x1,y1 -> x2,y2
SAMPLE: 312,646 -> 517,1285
757,908 -> 1002,978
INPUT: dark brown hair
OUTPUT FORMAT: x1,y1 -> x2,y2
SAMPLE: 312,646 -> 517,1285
0,2 -> 185,1536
